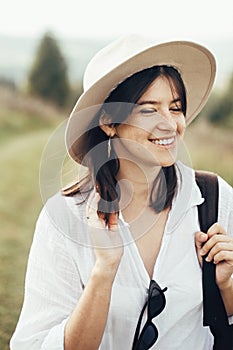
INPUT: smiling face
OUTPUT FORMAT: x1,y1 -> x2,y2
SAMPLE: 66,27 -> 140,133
113,76 -> 186,168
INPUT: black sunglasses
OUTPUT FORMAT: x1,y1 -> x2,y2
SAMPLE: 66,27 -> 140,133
132,280 -> 167,350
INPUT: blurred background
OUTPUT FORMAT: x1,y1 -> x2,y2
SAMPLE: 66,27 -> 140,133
0,0 -> 233,348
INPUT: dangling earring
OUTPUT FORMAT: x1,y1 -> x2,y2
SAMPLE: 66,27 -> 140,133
107,136 -> 111,159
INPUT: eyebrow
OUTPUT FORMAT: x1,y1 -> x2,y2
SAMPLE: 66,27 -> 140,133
137,98 -> 181,106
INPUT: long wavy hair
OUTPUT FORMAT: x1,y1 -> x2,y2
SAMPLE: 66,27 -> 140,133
63,65 -> 187,223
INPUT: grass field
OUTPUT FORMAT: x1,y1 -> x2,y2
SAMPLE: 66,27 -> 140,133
0,130 -> 55,349
184,119 -> 233,185
0,97 -> 232,349
0,94 -> 63,349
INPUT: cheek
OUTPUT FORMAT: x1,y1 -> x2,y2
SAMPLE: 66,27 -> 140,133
116,124 -> 146,139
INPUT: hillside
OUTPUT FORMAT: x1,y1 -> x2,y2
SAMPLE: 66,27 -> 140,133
0,35 -> 110,85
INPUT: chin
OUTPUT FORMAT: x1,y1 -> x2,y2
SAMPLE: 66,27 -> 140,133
159,159 -> 176,167
155,150 -> 177,167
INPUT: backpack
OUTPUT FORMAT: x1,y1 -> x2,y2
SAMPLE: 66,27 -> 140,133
195,170 -> 233,350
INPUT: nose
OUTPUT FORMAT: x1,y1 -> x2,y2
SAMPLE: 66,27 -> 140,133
156,111 -> 177,132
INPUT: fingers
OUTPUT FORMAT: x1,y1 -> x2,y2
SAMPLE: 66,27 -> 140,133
200,222 -> 233,263
195,231 -> 208,249
108,212 -> 119,231
86,190 -> 119,230
86,191 -> 123,256
201,236 -> 233,263
195,231 -> 208,266
86,191 -> 105,228
206,222 -> 227,237
210,248 -> 233,265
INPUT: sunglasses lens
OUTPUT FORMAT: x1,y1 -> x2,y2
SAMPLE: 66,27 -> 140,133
136,322 -> 158,350
132,281 -> 167,350
148,282 -> 166,318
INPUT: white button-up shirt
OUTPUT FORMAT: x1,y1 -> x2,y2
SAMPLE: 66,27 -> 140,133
10,162 -> 233,349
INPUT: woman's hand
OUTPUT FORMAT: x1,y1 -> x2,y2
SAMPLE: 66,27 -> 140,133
86,190 -> 124,273
195,223 -> 233,289
65,191 -> 124,350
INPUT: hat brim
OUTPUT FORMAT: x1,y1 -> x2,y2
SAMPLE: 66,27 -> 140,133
66,40 -> 216,163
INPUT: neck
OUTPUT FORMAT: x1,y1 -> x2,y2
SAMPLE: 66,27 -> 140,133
116,159 -> 161,212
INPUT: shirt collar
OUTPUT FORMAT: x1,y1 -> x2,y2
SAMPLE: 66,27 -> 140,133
165,161 -> 204,234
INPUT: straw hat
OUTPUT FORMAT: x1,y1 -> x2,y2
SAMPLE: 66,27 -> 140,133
66,34 -> 216,163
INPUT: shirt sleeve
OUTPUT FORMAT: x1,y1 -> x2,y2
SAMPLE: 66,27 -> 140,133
218,176 -> 233,325
10,202 -> 84,350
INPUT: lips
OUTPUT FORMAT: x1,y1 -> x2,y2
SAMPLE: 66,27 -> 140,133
149,136 -> 175,146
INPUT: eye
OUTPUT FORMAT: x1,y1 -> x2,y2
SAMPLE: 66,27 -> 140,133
139,108 -> 157,116
170,105 -> 182,113
170,107 -> 182,112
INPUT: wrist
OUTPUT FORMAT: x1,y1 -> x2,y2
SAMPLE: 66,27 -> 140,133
93,260 -> 119,282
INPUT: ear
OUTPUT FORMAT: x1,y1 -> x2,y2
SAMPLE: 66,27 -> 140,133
99,112 -> 116,137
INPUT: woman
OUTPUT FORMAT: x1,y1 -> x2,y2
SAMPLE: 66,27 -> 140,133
10,35 -> 233,349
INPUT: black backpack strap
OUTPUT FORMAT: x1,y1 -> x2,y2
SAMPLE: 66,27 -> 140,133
195,170 -> 233,349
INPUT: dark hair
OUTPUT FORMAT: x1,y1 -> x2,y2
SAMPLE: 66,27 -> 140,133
64,65 -> 187,222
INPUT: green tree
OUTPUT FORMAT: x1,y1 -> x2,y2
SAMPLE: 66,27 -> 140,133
206,73 -> 233,126
28,32 -> 70,106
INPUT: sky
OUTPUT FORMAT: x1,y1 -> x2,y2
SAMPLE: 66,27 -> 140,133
1,0 -> 232,43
